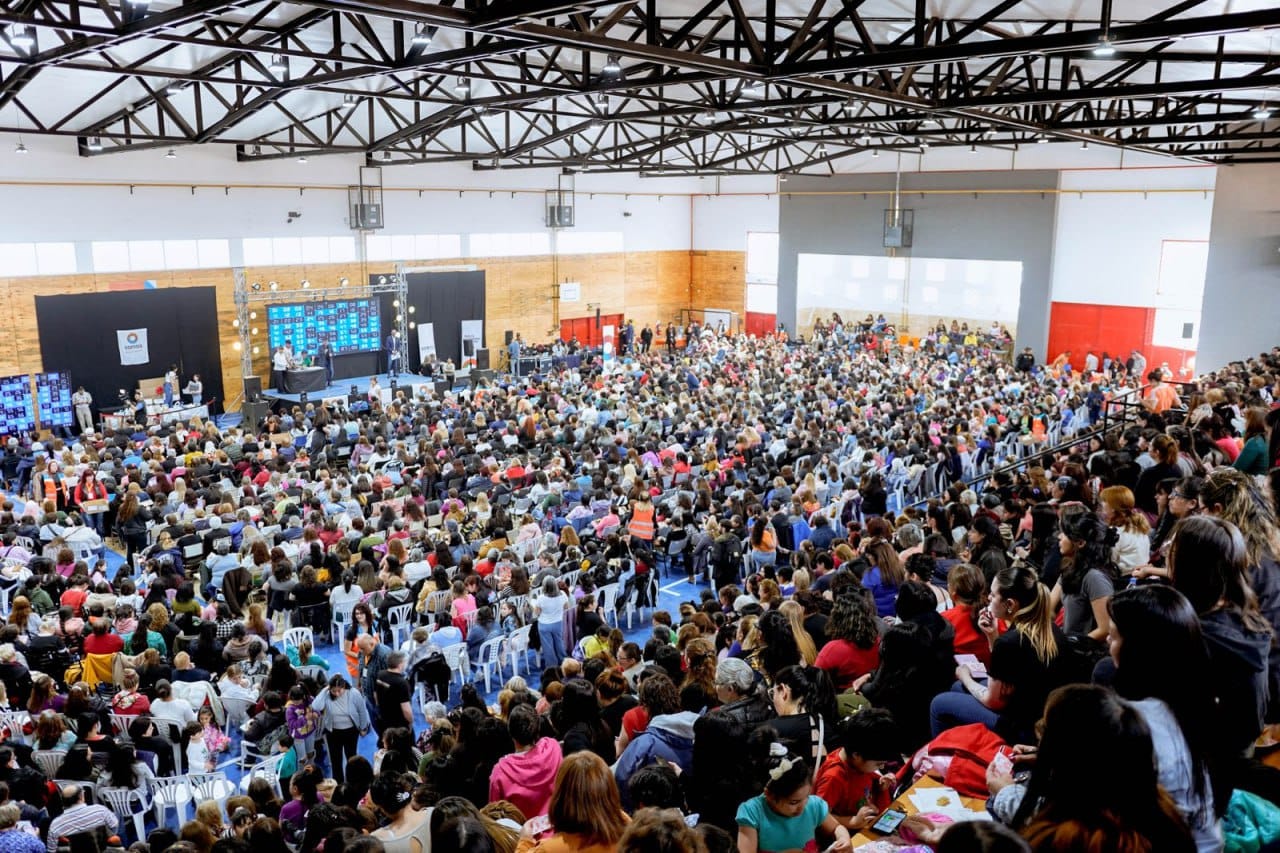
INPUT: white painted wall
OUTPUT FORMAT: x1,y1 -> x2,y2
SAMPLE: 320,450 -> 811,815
1050,166 -> 1216,307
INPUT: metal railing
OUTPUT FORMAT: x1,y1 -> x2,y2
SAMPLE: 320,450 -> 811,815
901,386 -> 1148,510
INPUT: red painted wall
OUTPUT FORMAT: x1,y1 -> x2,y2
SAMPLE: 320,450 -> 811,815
1047,302 -> 1197,378
745,312 -> 776,338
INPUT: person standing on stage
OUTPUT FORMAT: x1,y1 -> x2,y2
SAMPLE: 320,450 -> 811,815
72,387 -> 93,434
272,345 -> 290,393
163,364 -> 178,407
509,333 -> 522,377
318,341 -> 334,387
385,331 -> 400,378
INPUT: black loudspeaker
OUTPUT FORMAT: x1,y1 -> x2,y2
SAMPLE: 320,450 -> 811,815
243,376 -> 262,402
242,400 -> 269,427
504,330 -> 514,346
476,348 -> 491,370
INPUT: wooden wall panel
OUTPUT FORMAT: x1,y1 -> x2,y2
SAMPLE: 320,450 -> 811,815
0,247 -> 744,412
690,251 -> 747,327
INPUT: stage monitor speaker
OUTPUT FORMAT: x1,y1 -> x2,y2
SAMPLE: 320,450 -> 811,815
476,348 -> 490,370
243,376 -> 263,402
242,400 -> 269,427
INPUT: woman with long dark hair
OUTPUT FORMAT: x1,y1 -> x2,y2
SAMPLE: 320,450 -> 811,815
1009,685 -> 1195,853
1048,511 -> 1118,643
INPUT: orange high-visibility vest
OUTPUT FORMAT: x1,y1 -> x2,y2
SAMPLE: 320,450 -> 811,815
628,505 -> 655,541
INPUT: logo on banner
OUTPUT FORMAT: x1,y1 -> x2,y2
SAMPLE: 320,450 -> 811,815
117,328 -> 150,365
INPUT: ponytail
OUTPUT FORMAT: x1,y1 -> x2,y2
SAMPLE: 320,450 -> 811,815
995,565 -> 1058,665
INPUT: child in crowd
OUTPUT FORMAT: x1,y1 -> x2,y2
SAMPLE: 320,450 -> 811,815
184,721 -> 213,773
813,709 -> 902,831
196,705 -> 231,756
736,738 -> 852,853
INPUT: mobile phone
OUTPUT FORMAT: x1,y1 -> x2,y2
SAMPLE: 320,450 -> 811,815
871,809 -> 907,834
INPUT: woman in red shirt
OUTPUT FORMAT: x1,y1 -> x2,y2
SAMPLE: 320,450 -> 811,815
940,563 -> 997,667
814,591 -> 881,691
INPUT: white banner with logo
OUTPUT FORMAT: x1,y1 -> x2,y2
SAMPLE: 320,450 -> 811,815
117,329 -> 150,365
417,323 -> 437,363
460,320 -> 484,369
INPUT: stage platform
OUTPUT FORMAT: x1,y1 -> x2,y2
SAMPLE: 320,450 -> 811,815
265,372 -> 451,405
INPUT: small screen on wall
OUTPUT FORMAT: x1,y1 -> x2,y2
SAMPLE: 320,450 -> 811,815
36,372 -> 73,428
266,298 -> 382,357
0,375 -> 34,435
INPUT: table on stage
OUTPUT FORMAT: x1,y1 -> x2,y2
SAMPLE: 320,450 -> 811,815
281,367 -> 327,393
852,777 -> 989,848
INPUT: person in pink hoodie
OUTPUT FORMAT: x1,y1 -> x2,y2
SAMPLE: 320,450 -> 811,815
490,704 -> 563,819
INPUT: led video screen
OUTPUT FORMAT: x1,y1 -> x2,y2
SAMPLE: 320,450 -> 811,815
267,298 -> 382,357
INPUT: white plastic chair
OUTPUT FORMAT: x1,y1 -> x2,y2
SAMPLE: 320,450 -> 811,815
282,627 -> 313,652
385,602 -> 415,649
331,601 -> 356,645
220,696 -> 253,729
597,583 -> 621,628
239,752 -> 287,796
150,775 -> 194,826
504,625 -> 533,677
472,635 -> 506,692
441,643 -> 470,687
296,664 -> 329,682
98,786 -> 152,842
31,750 -> 63,778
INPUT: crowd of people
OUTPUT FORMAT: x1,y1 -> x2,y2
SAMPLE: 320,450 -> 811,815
0,319 -> 1274,853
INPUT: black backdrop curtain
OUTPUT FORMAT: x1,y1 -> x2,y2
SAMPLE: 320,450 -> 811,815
35,288 -> 225,415
369,271 -> 487,372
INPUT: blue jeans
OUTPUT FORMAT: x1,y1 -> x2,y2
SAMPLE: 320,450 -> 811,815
539,620 -> 566,668
929,681 -> 1001,738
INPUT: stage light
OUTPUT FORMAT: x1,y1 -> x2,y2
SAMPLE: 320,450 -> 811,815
249,310 -> 257,319
269,281 -> 278,291
301,279 -> 310,288
603,54 -> 621,75
233,342 -> 241,352
87,136 -> 103,152
408,306 -> 415,314
454,77 -> 470,98
232,319 -> 240,328
270,52 -> 288,73
412,24 -> 432,48
165,149 -> 176,159
1092,37 -> 1115,57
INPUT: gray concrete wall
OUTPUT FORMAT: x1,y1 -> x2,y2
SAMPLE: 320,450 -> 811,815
777,170 -> 1058,357
1197,164 -> 1280,374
